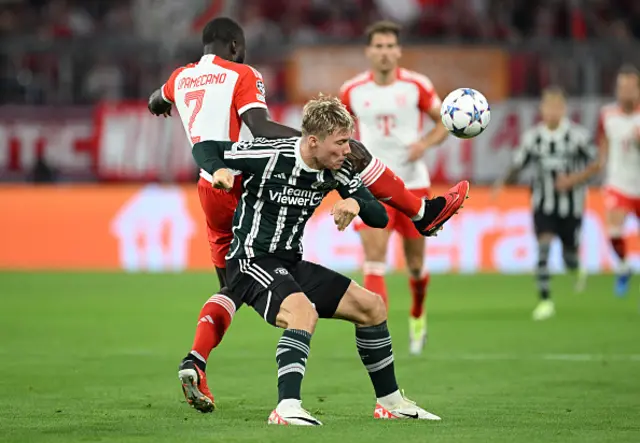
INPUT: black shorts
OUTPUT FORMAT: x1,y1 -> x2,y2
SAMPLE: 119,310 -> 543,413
226,255 -> 352,326
533,211 -> 582,250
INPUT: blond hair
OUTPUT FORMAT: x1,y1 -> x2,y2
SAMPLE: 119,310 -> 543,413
301,95 -> 354,140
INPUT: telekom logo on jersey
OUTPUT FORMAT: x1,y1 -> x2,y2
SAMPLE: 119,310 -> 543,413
177,73 -> 227,90
377,115 -> 396,136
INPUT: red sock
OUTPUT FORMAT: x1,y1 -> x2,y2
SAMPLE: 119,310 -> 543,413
363,261 -> 388,308
190,293 -> 236,364
610,237 -> 626,261
361,158 -> 424,220
409,274 -> 430,318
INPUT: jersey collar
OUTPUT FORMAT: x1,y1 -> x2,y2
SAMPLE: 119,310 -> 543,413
295,138 -> 320,172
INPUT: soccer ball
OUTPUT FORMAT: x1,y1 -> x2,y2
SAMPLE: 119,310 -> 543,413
440,88 -> 491,139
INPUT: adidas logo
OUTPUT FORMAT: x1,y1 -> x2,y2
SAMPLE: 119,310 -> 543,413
274,173 -> 287,180
199,315 -> 214,324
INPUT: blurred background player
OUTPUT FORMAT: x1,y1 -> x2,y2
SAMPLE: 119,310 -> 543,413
493,86 -> 602,320
340,21 -> 449,354
149,16 -> 468,412
598,65 -> 640,297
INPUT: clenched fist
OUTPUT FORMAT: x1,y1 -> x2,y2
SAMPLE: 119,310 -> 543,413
212,169 -> 234,191
331,198 -> 361,231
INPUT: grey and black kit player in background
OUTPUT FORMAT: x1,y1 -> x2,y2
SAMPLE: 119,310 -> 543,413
493,86 -> 603,321
191,95 -> 442,425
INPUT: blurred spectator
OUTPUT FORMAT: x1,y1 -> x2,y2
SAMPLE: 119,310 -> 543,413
0,0 -> 639,104
83,57 -> 124,101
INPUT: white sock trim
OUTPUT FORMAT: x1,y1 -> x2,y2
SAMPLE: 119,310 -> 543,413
363,261 -> 386,276
204,293 -> 237,318
410,200 -> 426,221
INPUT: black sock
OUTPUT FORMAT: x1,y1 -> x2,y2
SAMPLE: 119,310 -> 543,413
563,247 -> 579,272
183,353 -> 206,372
356,321 -> 398,398
424,197 -> 446,221
276,329 -> 311,402
537,242 -> 551,300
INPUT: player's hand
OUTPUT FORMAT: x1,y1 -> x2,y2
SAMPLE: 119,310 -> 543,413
555,173 -> 574,192
407,140 -> 429,163
212,169 -> 234,191
331,198 -> 361,231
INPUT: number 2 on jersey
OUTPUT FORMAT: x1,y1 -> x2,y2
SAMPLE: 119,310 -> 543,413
185,89 -> 205,144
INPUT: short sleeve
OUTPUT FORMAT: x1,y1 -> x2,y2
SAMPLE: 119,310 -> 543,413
339,84 -> 353,115
413,75 -> 441,113
161,66 -> 186,104
234,66 -> 268,116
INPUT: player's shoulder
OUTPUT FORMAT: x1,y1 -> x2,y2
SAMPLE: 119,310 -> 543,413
213,57 -> 263,79
566,121 -> 591,139
251,136 -> 298,150
599,102 -> 621,118
397,68 -> 435,91
521,124 -> 543,144
340,71 -> 373,94
168,62 -> 197,80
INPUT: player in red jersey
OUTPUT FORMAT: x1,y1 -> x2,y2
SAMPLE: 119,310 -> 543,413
340,21 -> 449,355
148,17 -> 469,413
597,65 -> 640,296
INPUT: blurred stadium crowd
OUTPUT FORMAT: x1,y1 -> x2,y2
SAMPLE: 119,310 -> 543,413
0,0 -> 639,104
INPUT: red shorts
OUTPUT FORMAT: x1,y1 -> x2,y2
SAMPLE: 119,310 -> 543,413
604,186 -> 640,218
354,188 -> 431,239
197,176 -> 243,268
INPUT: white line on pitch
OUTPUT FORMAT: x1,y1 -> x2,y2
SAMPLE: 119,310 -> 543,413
421,353 -> 640,362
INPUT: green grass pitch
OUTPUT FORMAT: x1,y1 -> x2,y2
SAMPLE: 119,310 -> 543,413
1,272 -> 639,443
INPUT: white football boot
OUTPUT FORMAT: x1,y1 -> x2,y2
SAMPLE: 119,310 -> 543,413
373,390 -> 441,421
268,399 -> 322,426
532,300 -> 555,321
409,314 -> 427,356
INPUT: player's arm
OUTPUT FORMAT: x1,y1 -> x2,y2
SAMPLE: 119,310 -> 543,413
242,108 -> 301,138
492,131 -> 534,198
557,129 -> 604,190
148,88 -> 172,117
148,69 -> 182,117
407,78 -> 449,162
192,140 -> 256,189
332,172 -> 388,231
596,110 -> 609,167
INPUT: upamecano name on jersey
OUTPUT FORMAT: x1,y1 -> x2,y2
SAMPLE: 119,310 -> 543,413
268,186 -> 324,207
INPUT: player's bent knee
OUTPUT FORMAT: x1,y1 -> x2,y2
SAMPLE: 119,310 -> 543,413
365,293 -> 387,326
276,292 -> 318,332
335,282 -> 387,326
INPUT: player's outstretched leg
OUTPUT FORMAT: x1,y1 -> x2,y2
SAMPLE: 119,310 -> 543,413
333,281 -> 441,420
268,293 -> 322,426
349,141 -> 469,237
178,287 -> 238,412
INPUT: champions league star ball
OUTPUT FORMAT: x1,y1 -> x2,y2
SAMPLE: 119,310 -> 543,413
440,88 -> 491,139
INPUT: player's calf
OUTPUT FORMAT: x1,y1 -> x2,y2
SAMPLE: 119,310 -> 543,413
333,281 -> 440,420
533,238 -> 555,321
269,293 -> 322,426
